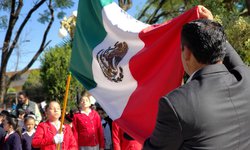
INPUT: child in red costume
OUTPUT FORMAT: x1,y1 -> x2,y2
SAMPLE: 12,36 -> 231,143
112,122 -> 142,150
72,91 -> 105,150
32,101 -> 77,150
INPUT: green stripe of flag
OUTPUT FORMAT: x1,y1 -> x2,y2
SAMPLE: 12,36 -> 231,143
70,0 -> 113,89
100,0 -> 113,6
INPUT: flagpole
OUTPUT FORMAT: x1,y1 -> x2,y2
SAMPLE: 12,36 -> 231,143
57,73 -> 71,150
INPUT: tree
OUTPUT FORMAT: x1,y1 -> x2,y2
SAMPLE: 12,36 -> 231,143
40,43 -> 83,109
23,69 -> 46,103
133,0 -> 250,64
193,0 -> 250,65
0,0 -> 74,103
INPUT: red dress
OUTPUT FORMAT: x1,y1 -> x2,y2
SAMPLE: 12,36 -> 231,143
32,121 -> 77,150
72,110 -> 105,148
112,122 -> 142,150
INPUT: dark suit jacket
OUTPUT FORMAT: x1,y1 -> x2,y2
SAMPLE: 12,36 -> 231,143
143,43 -> 250,150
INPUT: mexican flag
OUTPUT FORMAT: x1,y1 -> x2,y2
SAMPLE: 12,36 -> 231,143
70,0 -> 199,143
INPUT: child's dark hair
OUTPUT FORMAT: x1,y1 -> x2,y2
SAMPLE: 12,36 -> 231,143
81,90 -> 90,98
5,115 -> 22,138
96,106 -> 104,112
1,110 -> 10,117
18,108 -> 26,116
76,90 -> 90,106
24,112 -> 36,123
45,100 -> 60,111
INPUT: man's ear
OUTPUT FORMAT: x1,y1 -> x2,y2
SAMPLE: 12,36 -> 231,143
182,45 -> 191,61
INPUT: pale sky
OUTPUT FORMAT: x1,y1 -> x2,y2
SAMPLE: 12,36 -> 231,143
0,0 -> 146,72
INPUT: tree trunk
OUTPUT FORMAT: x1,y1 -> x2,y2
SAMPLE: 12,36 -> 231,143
0,0 -> 20,104
0,0 -> 52,105
0,67 -> 7,104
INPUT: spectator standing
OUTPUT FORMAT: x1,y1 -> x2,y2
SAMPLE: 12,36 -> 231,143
96,105 -> 113,132
72,91 -> 105,150
97,107 -> 113,150
15,91 -> 42,125
17,108 -> 25,130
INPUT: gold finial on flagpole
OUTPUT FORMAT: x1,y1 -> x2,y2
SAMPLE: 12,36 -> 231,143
58,11 -> 77,39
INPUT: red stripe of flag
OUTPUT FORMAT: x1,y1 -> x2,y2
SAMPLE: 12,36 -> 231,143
115,6 -> 200,143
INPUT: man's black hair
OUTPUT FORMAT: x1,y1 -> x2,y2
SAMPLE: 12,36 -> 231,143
18,90 -> 29,97
181,19 -> 226,64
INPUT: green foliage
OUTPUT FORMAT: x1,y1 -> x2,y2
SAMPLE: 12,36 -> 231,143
54,0 -> 74,9
0,16 -> 7,29
0,0 -> 74,28
136,0 -> 185,23
38,10 -> 51,24
23,70 -> 42,89
7,88 -> 16,93
158,0 -> 186,21
0,0 -> 9,30
0,0 -> 11,11
40,43 -> 84,109
185,1 -> 250,65
220,16 -> 250,65
57,11 -> 66,19
23,69 -> 46,103
198,1 -> 250,65
139,0 -> 250,65
188,0 -> 227,14
51,0 -> 75,22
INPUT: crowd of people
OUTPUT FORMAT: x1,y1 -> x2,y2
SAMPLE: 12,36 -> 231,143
0,90 -> 142,150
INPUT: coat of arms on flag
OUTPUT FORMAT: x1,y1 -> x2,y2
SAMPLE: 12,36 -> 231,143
96,41 -> 128,83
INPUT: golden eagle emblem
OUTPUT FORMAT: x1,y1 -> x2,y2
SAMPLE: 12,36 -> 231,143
96,41 -> 128,82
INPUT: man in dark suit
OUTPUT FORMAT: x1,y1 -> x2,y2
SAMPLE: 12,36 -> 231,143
143,19 -> 250,149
